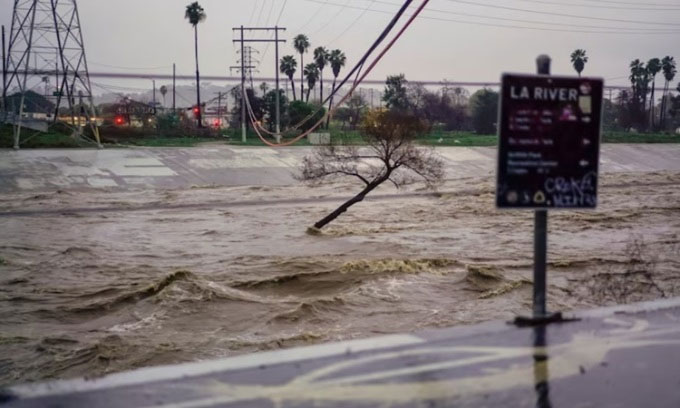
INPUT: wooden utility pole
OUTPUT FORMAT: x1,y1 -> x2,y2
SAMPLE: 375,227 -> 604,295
172,63 -> 176,111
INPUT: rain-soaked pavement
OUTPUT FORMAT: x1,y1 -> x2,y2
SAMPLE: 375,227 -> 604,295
3,297 -> 680,407
1,144 -> 680,192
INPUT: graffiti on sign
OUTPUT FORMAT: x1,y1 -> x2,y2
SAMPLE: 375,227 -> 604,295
496,74 -> 603,209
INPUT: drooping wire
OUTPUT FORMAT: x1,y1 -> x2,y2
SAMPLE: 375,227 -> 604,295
244,0 -> 430,147
257,0 -> 416,135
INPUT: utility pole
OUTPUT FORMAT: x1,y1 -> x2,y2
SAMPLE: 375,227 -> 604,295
152,79 -> 156,115
232,26 -> 286,142
240,26 -> 246,142
172,63 -> 176,111
2,25 -> 6,113
274,26 -> 281,137
215,91 -> 229,127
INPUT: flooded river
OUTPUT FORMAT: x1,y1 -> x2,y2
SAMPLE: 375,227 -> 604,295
1,170 -> 679,386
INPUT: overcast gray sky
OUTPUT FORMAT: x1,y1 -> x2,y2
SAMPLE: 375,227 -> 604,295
2,0 -> 679,92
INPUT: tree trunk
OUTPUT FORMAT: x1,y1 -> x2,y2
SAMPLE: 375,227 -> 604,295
194,25 -> 202,128
306,86 -> 311,102
650,79 -> 656,129
290,76 -> 297,101
326,77 -> 337,129
659,80 -> 668,128
319,69 -> 324,104
313,175 -> 388,229
300,53 -> 304,102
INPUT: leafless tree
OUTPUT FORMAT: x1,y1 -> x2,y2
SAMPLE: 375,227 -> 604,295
298,109 -> 444,230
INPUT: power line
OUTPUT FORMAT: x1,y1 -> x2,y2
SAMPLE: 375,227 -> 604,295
327,0 -> 377,46
303,0 -> 680,34
440,0 -> 680,27
248,0 -> 260,26
275,0 -> 290,24
246,0 -> 425,146
581,0 -> 680,6
263,0 -> 276,27
290,0 -> 328,34
364,0 -> 680,32
508,0 -> 680,11
310,0 -> 352,36
255,0 -> 268,26
261,0 -> 289,62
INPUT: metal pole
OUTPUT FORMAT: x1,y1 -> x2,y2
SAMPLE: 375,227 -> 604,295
274,26 -> 280,139
2,25 -> 7,112
152,79 -> 156,115
533,54 -> 551,318
172,63 -> 176,111
15,0 -> 39,150
240,25 -> 246,143
217,91 -> 222,127
77,90 -> 82,136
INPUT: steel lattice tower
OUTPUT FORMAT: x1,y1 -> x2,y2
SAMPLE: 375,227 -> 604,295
2,0 -> 100,149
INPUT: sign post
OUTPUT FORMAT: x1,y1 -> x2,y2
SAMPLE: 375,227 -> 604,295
497,55 -> 603,324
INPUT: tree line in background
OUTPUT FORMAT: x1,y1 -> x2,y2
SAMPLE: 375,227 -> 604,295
7,7 -> 680,140
571,50 -> 678,132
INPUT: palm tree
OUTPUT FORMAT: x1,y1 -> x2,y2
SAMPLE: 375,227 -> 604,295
313,46 -> 329,104
259,82 -> 269,97
160,85 -> 168,107
570,49 -> 588,77
293,34 -> 310,102
629,59 -> 650,129
280,55 -> 298,101
647,58 -> 661,128
660,56 -> 676,126
185,1 -> 206,127
303,63 -> 319,102
326,49 -> 346,127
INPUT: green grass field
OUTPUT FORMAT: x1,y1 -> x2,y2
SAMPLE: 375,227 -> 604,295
2,124 -> 678,148
0,125 -> 90,148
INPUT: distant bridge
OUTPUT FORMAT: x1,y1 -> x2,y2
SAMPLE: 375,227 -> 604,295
1,69 -> 634,90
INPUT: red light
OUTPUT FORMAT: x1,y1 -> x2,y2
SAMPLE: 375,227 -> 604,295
114,116 -> 125,125
213,119 -> 221,127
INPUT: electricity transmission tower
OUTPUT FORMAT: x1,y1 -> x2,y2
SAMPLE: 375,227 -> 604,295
230,46 -> 260,90
232,26 -> 286,143
2,0 -> 101,149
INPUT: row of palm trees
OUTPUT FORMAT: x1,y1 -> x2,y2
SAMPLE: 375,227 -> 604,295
570,49 -> 677,129
184,1 -> 348,127
630,56 -> 676,128
279,34 -> 347,112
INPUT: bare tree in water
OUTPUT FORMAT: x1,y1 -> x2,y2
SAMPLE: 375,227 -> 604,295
298,109 -> 444,230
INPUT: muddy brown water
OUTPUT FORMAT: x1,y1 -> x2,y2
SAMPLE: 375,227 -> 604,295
0,171 -> 679,386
